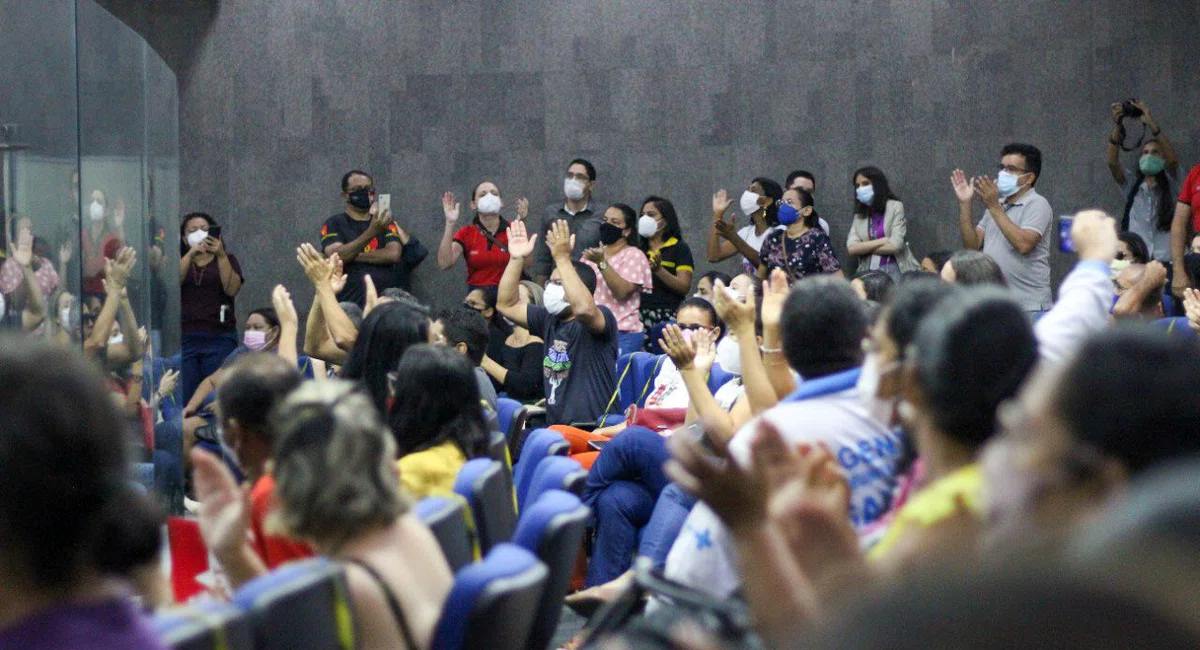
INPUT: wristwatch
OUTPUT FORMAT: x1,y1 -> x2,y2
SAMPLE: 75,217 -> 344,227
598,260 -> 608,271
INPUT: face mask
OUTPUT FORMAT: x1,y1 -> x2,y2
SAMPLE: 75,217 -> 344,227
243,330 -> 268,351
476,193 -> 503,215
543,283 -> 569,316
347,187 -> 373,211
598,222 -> 625,246
1139,154 -> 1166,176
60,308 -> 72,326
715,336 -> 741,375
996,171 -> 1022,198
740,190 -> 762,217
855,185 -> 875,206
89,201 -> 105,222
776,202 -> 801,226
856,352 -> 899,427
638,215 -> 661,238
1110,258 -> 1132,278
564,178 -> 587,201
679,328 -> 696,345
186,229 -> 209,248
108,333 -> 124,346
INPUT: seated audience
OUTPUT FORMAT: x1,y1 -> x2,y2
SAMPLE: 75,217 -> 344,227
496,219 -> 617,426
1113,261 -> 1166,320
388,345 -> 490,500
851,269 -> 895,303
340,300 -> 432,415
940,249 -> 1007,286
0,341 -> 165,649
692,269 -> 732,303
919,249 -> 953,274
479,281 -> 545,402
462,286 -> 510,361
434,305 -> 499,414
1117,231 -> 1151,265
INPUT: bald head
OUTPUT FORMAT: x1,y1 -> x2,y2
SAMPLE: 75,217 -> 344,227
217,353 -> 302,442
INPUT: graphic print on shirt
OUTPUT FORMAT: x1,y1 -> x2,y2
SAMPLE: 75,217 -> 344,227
543,339 -> 571,404
837,428 -> 905,528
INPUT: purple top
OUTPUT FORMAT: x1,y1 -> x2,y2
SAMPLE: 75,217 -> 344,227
868,213 -> 896,267
0,598 -> 166,650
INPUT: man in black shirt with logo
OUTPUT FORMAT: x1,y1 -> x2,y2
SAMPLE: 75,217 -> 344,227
319,170 -> 427,305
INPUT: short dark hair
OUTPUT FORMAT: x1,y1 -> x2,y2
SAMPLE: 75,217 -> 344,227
438,305 -> 489,365
699,270 -> 732,291
913,289 -> 1037,450
852,166 -> 898,218
949,250 -> 1007,287
924,250 -> 953,272
248,307 -> 280,330
1055,327 -> 1200,475
1001,143 -> 1042,185
753,177 -> 784,226
1118,232 -> 1150,265
885,278 -> 960,359
853,270 -> 895,303
179,212 -> 217,256
781,277 -> 866,378
340,169 -> 373,192
677,297 -> 724,340
217,353 -> 302,442
572,260 -> 598,296
567,158 -> 596,181
388,345 -> 489,460
786,170 -> 815,189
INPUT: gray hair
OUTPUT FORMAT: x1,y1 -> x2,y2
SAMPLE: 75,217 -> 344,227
267,380 -> 408,550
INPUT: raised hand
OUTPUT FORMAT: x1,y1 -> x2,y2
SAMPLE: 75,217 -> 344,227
515,196 -> 530,221
506,219 -> 538,259
712,190 -> 734,219
950,169 -> 975,204
693,327 -> 717,374
328,254 -> 348,294
363,274 -> 379,317
105,246 -> 137,289
370,204 -> 395,234
1183,288 -> 1200,333
1110,102 -> 1124,124
272,284 -> 298,328
665,420 -> 765,533
582,247 -> 606,264
1069,209 -> 1118,262
972,175 -> 1001,209
190,449 -> 252,557
442,191 -> 461,225
1133,100 -> 1153,125
714,279 -> 756,334
59,240 -> 73,265
660,323 -> 698,370
546,219 -> 575,260
157,368 -> 180,398
760,268 -> 789,332
10,229 -> 34,267
296,243 -> 332,288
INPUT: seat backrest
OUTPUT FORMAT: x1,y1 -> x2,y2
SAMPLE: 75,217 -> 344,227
432,543 -> 548,650
414,496 -> 475,572
232,558 -> 356,650
512,490 -> 590,650
708,363 -> 737,395
453,459 -> 517,554
154,603 -> 254,650
512,428 -> 568,509
526,455 -> 586,507
631,353 -> 667,407
495,397 -> 522,439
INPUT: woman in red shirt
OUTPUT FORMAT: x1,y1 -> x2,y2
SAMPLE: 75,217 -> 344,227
436,181 -> 528,288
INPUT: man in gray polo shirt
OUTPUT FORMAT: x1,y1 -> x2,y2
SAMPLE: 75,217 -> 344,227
533,158 -> 605,284
952,143 -> 1054,313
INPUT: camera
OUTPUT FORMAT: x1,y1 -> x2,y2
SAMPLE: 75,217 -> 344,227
1120,99 -> 1143,119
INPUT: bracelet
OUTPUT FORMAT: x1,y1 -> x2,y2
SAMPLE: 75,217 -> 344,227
760,345 -> 782,354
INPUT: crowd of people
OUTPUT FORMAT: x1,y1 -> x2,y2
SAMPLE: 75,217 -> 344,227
6,95 -> 1200,649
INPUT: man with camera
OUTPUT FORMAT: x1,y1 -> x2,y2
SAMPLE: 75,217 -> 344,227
1106,99 -> 1179,263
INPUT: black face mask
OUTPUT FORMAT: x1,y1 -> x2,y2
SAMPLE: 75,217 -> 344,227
347,188 -> 373,211
598,222 -> 625,246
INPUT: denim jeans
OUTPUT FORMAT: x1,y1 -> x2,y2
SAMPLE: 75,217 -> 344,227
618,330 -> 647,358
637,482 -> 697,570
581,426 -> 672,585
182,332 -> 237,403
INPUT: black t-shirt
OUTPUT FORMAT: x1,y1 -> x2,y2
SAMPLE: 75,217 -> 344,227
319,213 -> 402,305
527,304 -> 618,425
640,237 -> 695,313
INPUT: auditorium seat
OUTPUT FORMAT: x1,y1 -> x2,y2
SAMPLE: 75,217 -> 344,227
415,496 -> 475,571
453,458 -> 517,554
431,543 -> 548,650
153,602 -> 254,650
232,558 -> 356,650
512,429 -> 568,510
512,490 -> 590,650
526,455 -> 586,507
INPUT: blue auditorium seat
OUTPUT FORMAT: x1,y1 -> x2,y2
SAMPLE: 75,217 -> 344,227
512,428 -> 568,510
512,490 -> 590,650
708,362 -> 737,394
153,602 -> 254,650
526,455 -> 586,507
431,543 -> 548,650
453,458 -> 517,554
415,496 -> 475,571
232,558 -> 356,650
495,397 -> 526,442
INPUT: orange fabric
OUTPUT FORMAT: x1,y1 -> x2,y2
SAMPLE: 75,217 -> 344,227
550,425 -> 609,455
249,474 -> 315,568
574,452 -> 600,469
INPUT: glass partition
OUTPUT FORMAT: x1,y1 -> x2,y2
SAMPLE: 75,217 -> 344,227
0,0 -> 181,509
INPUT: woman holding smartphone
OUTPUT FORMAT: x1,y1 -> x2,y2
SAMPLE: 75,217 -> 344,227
180,212 -> 243,402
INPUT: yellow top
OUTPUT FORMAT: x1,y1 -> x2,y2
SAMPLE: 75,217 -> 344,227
397,440 -> 467,501
868,463 -> 982,560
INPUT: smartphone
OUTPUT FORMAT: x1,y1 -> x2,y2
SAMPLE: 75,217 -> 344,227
377,193 -> 392,213
1057,216 -> 1074,254
208,225 -> 222,240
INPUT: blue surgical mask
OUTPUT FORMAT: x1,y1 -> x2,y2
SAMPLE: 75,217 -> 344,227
855,185 -> 875,206
776,202 -> 800,226
996,171 -> 1022,198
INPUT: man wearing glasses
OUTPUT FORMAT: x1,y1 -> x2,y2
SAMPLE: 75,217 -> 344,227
951,143 -> 1054,314
533,158 -> 605,284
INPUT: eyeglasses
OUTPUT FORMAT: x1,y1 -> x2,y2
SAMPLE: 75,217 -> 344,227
676,323 -> 709,332
565,172 -> 590,182
997,165 -> 1027,174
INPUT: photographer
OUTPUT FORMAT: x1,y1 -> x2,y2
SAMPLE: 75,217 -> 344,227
1106,100 -> 1178,262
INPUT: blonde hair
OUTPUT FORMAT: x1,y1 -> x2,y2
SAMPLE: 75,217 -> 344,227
267,380 -> 409,550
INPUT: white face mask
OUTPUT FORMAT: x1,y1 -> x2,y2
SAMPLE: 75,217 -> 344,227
543,283 -> 569,316
856,351 -> 899,427
108,333 -> 125,346
564,178 -> 587,201
186,229 -> 209,248
739,190 -> 761,217
476,193 -> 503,215
715,336 -> 742,375
60,307 -> 72,326
89,200 -> 105,222
638,215 -> 660,238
